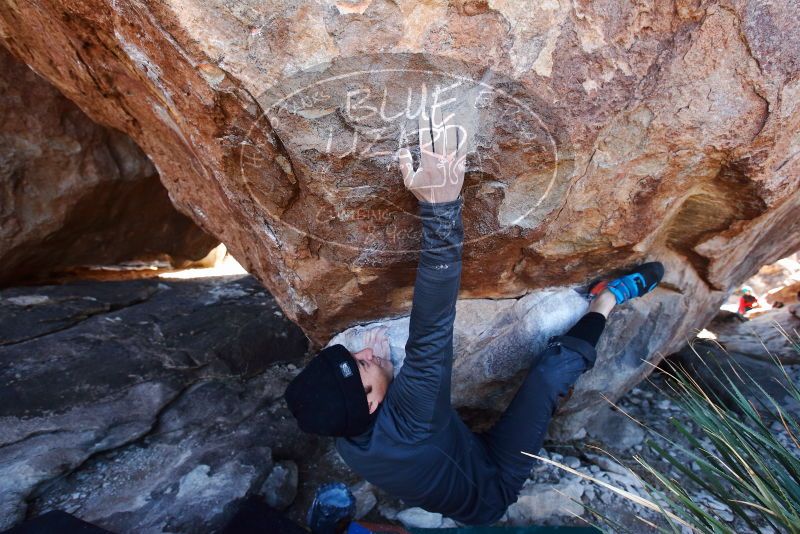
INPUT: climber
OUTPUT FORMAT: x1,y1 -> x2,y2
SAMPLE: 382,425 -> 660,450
737,286 -> 760,317
284,105 -> 665,525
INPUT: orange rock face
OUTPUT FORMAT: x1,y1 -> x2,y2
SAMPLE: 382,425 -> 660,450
0,47 -> 217,285
1,1 -> 798,424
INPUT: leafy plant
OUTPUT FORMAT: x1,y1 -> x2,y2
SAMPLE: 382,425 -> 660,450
529,327 -> 800,533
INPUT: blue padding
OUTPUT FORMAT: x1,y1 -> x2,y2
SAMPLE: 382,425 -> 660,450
607,273 -> 647,304
607,282 -> 626,304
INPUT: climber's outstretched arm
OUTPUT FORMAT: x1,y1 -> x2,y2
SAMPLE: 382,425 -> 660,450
382,105 -> 468,440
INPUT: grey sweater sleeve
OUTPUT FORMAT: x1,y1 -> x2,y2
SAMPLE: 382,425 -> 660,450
383,198 -> 463,441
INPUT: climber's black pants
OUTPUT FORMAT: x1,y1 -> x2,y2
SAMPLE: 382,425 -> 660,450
477,312 -> 604,508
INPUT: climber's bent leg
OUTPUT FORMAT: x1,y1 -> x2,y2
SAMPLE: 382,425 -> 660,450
564,311 -> 607,345
479,264 -> 664,507
478,319 -> 602,505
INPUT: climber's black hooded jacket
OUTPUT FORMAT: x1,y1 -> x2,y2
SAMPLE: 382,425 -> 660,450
336,198 -> 509,525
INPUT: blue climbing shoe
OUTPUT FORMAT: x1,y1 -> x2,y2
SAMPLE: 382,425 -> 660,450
594,262 -> 665,304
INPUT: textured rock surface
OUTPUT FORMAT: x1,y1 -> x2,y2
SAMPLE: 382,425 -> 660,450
0,276 -> 308,530
1,1 -> 799,429
505,479 -> 585,524
259,460 -> 299,511
765,280 -> 800,307
0,47 -> 216,286
673,334 -> 800,418
741,253 -> 800,299
707,308 -> 800,364
328,288 -> 588,418
350,481 -> 377,520
396,507 -> 447,529
757,253 -> 800,305
585,406 -> 645,451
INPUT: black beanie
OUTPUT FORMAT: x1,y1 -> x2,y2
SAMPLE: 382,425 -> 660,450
284,344 -> 371,437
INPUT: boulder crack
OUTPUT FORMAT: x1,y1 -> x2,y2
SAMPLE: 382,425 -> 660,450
1,289 -> 158,347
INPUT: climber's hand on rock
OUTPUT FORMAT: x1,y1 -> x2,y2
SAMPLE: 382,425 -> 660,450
397,104 -> 467,204
362,326 -> 390,362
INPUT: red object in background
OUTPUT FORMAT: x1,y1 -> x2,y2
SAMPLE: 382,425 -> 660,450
738,294 -> 759,315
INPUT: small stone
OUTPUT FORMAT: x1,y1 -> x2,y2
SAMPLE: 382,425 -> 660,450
585,454 -> 629,476
703,495 -> 732,512
698,494 -> 734,523
7,295 -> 50,306
590,465 -> 600,473
507,480 -> 584,523
378,504 -> 398,521
717,509 -> 734,522
585,407 -> 645,450
396,507 -> 443,529
563,456 -> 581,469
258,460 -> 298,510
350,481 -> 377,520
607,471 -> 643,490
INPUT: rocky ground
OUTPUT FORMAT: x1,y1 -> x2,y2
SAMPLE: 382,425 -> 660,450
2,273 -> 798,533
0,275 -> 312,532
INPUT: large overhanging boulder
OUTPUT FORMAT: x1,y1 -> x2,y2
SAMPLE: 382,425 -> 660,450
0,47 -> 217,285
2,0 -> 798,431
